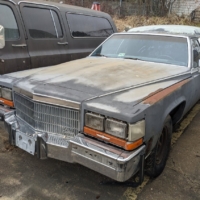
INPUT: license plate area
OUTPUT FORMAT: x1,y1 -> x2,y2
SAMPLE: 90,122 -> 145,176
16,131 -> 35,155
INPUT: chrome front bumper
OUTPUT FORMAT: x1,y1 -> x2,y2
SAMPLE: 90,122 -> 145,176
3,109 -> 146,182
0,105 -> 14,121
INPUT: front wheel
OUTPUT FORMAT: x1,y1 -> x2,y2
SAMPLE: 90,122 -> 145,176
145,115 -> 172,178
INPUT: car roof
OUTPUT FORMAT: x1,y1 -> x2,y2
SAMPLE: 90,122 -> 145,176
128,25 -> 200,38
4,0 -> 111,18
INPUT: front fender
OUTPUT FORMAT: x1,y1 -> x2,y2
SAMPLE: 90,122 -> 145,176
143,79 -> 191,151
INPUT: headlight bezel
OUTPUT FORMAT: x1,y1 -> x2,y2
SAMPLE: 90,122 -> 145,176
105,118 -> 128,139
85,112 -> 105,131
1,87 -> 13,101
85,111 -> 145,142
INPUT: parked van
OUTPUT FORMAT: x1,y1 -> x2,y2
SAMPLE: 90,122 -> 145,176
0,0 -> 117,74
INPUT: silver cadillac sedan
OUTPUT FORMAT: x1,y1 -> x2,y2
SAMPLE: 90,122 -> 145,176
0,25 -> 200,184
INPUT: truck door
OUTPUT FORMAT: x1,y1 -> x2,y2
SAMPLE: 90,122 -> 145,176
0,1 -> 31,74
20,3 -> 69,68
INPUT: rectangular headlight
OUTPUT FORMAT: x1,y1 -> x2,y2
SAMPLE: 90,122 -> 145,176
105,118 -> 127,139
85,112 -> 104,131
2,87 -> 12,100
128,120 -> 145,142
0,87 -> 1,97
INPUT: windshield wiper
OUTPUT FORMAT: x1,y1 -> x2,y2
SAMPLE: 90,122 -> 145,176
95,53 -> 107,57
124,56 -> 143,61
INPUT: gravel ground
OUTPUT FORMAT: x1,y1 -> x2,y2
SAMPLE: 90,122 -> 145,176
0,102 -> 200,200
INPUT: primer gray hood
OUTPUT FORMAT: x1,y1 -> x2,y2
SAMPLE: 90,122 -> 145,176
12,57 -> 190,103
0,67 -> 47,88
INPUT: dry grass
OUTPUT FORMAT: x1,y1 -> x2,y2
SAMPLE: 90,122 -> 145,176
113,15 -> 200,32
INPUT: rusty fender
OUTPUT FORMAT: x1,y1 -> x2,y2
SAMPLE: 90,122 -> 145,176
143,79 -> 190,105
143,78 -> 191,151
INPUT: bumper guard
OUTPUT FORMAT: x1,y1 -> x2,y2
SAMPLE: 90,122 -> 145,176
3,107 -> 146,182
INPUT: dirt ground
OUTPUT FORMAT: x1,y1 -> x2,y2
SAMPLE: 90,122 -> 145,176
0,101 -> 200,200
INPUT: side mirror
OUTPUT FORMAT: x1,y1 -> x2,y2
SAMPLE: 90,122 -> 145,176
0,25 -> 5,49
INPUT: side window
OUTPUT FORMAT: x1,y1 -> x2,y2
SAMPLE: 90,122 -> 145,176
66,13 -> 114,38
0,4 -> 19,41
191,39 -> 200,68
22,7 -> 63,39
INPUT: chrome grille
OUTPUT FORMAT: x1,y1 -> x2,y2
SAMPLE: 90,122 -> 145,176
14,93 -> 79,135
14,93 -> 35,127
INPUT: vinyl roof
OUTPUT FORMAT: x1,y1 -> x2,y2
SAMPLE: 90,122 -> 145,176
128,25 -> 200,37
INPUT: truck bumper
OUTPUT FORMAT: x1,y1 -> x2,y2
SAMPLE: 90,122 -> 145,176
4,110 -> 146,182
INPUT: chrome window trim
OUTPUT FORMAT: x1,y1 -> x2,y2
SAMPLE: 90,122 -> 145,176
2,0 -> 16,5
187,37 -> 192,69
89,33 -> 191,69
18,1 -> 60,10
50,9 -> 58,38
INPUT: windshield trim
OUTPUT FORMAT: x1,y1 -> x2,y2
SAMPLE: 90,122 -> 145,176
89,33 -> 191,69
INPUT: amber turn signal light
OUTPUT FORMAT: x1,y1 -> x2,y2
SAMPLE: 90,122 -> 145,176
0,97 -> 14,107
124,139 -> 143,150
84,126 -> 143,151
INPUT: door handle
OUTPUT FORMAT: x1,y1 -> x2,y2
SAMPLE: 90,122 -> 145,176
57,42 -> 68,45
12,44 -> 27,47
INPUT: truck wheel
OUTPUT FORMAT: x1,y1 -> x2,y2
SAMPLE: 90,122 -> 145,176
145,115 -> 172,178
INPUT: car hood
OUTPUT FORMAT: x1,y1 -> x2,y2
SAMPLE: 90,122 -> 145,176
0,67 -> 47,88
13,57 -> 190,103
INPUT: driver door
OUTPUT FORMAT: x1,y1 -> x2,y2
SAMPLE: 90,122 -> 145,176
0,1 -> 31,74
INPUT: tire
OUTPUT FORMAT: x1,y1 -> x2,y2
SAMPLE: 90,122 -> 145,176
145,115 -> 172,178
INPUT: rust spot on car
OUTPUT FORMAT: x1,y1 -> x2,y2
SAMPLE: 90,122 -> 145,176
144,88 -> 164,99
143,79 -> 189,104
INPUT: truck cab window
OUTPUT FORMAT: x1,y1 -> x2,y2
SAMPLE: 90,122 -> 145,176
67,13 -> 114,37
0,4 -> 19,41
22,7 -> 63,39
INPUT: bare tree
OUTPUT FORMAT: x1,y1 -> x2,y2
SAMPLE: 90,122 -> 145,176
166,0 -> 176,15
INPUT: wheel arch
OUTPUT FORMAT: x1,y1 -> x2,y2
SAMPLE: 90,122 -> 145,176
169,101 -> 186,125
145,97 -> 186,155
163,96 -> 186,127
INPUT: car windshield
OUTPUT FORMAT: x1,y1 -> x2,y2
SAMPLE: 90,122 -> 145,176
91,34 -> 188,67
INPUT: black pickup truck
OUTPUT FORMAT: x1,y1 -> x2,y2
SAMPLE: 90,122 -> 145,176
0,0 -> 117,74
